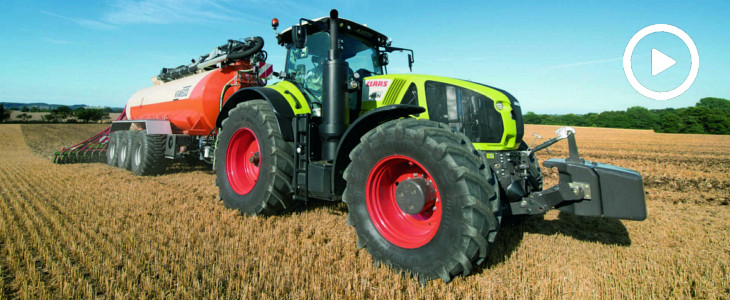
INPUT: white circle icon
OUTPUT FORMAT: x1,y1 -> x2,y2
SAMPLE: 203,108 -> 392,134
623,24 -> 699,101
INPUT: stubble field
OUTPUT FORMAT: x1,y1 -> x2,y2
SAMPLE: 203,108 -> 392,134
0,123 -> 728,299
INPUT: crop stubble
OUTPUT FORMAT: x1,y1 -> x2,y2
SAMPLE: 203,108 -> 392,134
0,124 -> 727,299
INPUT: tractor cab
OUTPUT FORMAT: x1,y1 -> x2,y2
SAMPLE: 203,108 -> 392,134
282,29 -> 384,102
277,16 -> 395,120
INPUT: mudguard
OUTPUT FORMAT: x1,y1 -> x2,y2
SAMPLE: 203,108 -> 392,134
331,104 -> 426,195
217,87 -> 297,141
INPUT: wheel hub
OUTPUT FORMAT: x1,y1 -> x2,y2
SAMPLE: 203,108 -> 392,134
226,128 -> 260,195
366,155 -> 442,249
249,152 -> 260,166
395,177 -> 436,215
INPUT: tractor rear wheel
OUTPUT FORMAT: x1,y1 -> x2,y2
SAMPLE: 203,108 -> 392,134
215,100 -> 295,215
130,131 -> 168,176
344,119 -> 501,283
116,130 -> 134,170
106,131 -> 120,166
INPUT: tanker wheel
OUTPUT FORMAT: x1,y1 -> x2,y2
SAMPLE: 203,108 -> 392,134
343,119 -> 501,283
130,131 -> 168,176
116,130 -> 135,170
106,131 -> 120,166
215,100 -> 295,215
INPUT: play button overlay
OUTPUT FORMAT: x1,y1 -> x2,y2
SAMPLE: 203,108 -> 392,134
623,24 -> 699,101
651,49 -> 676,76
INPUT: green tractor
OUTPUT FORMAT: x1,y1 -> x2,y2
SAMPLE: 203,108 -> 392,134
215,10 -> 646,283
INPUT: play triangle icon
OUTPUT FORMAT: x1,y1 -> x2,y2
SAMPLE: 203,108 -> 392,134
652,49 -> 676,76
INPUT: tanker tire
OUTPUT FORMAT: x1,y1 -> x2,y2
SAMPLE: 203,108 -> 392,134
343,119 -> 501,284
215,100 -> 295,215
131,131 -> 168,176
106,131 -> 120,166
116,130 -> 134,170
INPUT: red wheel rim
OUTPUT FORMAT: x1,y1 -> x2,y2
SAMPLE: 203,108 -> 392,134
366,155 -> 442,248
226,128 -> 261,195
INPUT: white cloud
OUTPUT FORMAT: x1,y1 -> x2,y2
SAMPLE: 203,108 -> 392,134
42,37 -> 73,44
543,57 -> 622,70
102,0 -> 241,25
40,10 -> 116,30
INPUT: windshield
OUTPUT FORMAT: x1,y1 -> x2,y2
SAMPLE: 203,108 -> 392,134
286,32 -> 383,102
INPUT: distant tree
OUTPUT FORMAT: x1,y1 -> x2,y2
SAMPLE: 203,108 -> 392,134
659,112 -> 682,133
625,106 -> 656,129
0,104 -> 9,123
29,106 -> 40,112
696,97 -> 730,111
51,105 -> 73,120
523,112 -> 543,124
703,110 -> 730,134
16,113 -> 32,122
557,113 -> 581,126
20,106 -> 30,112
43,114 -> 58,123
582,113 -> 600,127
597,111 -> 631,128
75,108 -> 106,123
513,97 -> 729,134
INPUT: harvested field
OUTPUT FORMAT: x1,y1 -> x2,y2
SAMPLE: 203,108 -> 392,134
0,123 -> 728,298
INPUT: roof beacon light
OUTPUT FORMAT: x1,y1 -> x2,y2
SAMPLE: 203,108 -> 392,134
272,18 -> 279,30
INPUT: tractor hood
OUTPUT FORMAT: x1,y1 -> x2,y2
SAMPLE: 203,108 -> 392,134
361,74 -> 524,150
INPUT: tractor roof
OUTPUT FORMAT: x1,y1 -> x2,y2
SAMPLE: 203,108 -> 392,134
278,17 -> 389,48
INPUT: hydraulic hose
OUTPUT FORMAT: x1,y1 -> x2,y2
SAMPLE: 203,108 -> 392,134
158,36 -> 265,82
228,36 -> 264,60
219,77 -> 236,111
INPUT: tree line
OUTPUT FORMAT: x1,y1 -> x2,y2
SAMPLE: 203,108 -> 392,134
523,97 -> 730,135
0,104 -> 115,123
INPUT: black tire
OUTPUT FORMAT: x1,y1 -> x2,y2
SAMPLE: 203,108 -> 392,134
116,130 -> 134,170
130,131 -> 169,176
215,100 -> 295,215
106,131 -> 120,166
343,119 -> 501,283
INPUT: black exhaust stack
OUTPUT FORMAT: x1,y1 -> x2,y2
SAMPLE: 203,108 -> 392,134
320,9 -> 349,161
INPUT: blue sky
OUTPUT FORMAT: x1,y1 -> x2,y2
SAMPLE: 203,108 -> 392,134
0,0 -> 727,114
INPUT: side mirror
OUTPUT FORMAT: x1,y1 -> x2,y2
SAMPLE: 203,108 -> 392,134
408,54 -> 414,72
292,25 -> 307,49
379,53 -> 389,66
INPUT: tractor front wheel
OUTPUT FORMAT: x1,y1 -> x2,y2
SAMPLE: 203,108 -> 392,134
215,100 -> 295,215
344,119 -> 501,283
